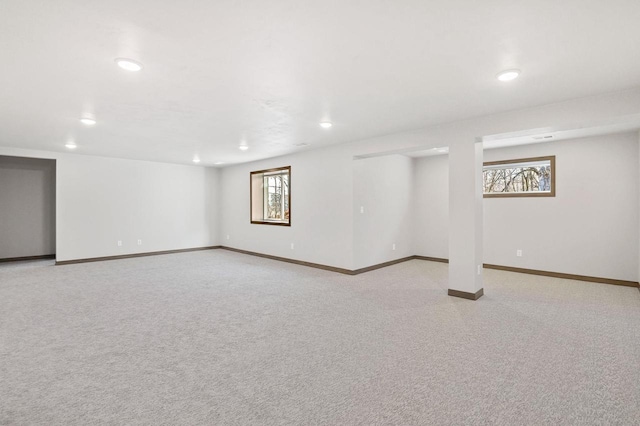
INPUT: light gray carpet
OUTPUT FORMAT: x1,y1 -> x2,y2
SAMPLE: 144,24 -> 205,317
1,251 -> 639,425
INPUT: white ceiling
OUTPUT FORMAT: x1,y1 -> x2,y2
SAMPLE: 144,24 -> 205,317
1,0 -> 640,166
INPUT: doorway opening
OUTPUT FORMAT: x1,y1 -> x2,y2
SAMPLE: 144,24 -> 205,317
0,156 -> 56,262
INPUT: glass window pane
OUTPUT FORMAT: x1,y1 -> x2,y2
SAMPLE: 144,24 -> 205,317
483,157 -> 553,196
252,167 -> 291,224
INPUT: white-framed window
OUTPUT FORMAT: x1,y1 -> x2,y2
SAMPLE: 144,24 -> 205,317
483,156 -> 555,198
250,166 -> 291,225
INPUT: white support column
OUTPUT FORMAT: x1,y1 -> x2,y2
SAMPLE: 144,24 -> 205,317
638,131 -> 640,285
448,141 -> 484,300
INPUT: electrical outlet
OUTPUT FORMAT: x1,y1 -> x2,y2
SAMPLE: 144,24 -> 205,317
516,249 -> 522,257
477,265 -> 482,275
392,243 -> 396,251
360,206 -> 364,214
117,240 -> 122,247
290,243 -> 294,250
226,235 -> 230,240
138,239 -> 142,245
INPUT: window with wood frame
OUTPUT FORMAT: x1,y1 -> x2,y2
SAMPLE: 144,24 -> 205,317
250,166 -> 291,225
483,156 -> 555,198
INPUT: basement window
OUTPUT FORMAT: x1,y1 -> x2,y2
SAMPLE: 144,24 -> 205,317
250,166 -> 291,225
483,156 -> 555,198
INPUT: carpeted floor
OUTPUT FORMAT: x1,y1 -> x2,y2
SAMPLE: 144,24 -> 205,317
1,250 -> 639,425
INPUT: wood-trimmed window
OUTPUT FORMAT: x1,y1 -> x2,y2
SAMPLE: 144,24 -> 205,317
483,156 -> 555,198
250,166 -> 291,225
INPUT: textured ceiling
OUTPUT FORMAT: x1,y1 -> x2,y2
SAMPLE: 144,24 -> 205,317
1,0 -> 640,165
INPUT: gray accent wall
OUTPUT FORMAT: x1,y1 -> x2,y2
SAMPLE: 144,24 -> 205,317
0,156 -> 56,259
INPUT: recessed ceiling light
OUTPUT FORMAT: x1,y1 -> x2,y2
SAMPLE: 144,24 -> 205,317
193,156 -> 201,163
497,69 -> 520,82
65,142 -> 77,149
319,121 -> 333,129
115,58 -> 143,72
80,117 -> 96,126
239,146 -> 249,151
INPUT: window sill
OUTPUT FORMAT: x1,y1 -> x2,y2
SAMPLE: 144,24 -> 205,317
251,220 -> 291,226
484,191 -> 555,198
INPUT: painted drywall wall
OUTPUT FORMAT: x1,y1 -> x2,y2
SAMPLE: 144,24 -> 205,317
217,90 -> 640,276
483,132 -> 638,281
56,155 -> 217,261
447,142 -> 485,294
353,155 -> 414,269
412,133 -> 639,281
206,167 -> 221,247
0,147 -> 219,262
1,88 -> 637,285
219,143 -> 355,270
0,156 -> 56,258
413,154 -> 449,259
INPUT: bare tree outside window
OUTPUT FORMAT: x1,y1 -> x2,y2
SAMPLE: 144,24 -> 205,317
250,166 -> 291,225
483,156 -> 555,198
264,174 -> 289,220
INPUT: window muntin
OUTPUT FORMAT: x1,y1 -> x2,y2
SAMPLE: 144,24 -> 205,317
250,166 -> 291,225
263,171 -> 289,221
483,156 -> 555,198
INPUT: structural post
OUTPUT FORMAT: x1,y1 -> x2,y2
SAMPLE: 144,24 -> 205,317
448,141 -> 484,300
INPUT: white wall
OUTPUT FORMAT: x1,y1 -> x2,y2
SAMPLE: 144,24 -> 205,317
412,133 -> 639,282
0,147 -> 219,262
447,142 -> 484,294
0,156 -> 56,258
483,133 -> 638,281
2,88 -> 639,284
353,155 -> 414,269
413,154 -> 449,259
219,144 -> 355,270
56,155 -> 218,261
217,88 -> 640,277
206,167 -> 222,247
